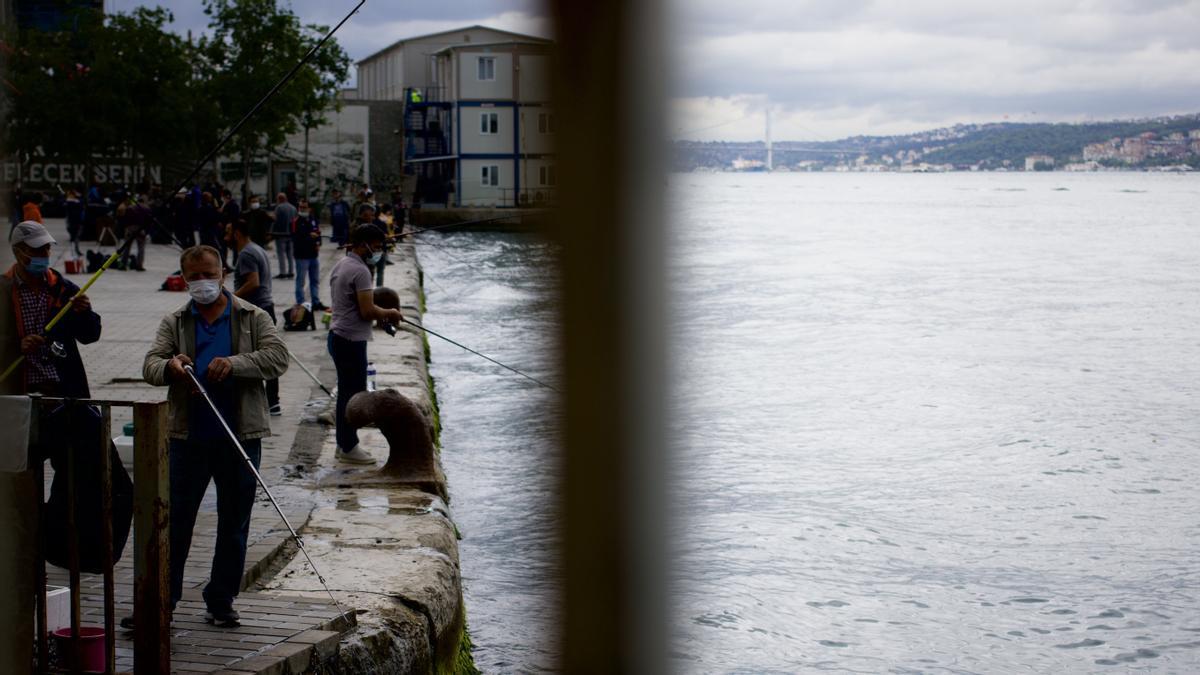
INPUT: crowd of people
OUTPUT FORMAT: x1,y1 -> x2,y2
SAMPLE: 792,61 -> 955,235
3,177 -> 411,629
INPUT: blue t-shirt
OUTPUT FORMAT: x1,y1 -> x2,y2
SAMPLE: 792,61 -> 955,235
190,293 -> 236,441
328,200 -> 350,227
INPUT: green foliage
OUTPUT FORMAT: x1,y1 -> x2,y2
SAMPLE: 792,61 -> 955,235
2,0 -> 349,186
200,0 -> 350,192
5,6 -> 209,171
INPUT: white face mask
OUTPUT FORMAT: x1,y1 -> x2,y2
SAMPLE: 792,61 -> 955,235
367,249 -> 384,265
188,279 -> 223,305
250,202 -> 261,210
299,210 -> 310,217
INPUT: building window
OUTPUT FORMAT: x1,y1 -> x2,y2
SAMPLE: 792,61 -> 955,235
477,56 -> 495,81
539,165 -> 557,187
538,112 -> 556,134
481,165 -> 499,187
480,112 -> 499,134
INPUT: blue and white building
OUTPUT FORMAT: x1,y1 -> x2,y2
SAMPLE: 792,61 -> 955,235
353,26 -> 554,207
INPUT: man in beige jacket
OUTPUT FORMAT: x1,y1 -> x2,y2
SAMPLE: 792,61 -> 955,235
141,245 -> 288,627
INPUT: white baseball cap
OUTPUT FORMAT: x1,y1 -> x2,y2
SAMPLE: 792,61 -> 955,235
10,221 -> 56,248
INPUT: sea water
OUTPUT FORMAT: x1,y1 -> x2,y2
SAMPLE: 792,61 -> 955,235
422,171 -> 1200,673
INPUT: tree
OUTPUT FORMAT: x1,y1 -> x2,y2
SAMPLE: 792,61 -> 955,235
3,6 -> 209,189
199,0 -> 349,202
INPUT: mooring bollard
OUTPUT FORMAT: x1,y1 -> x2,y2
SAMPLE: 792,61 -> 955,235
344,389 -> 444,496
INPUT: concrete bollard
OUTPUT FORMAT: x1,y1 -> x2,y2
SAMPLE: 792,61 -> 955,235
344,389 -> 445,497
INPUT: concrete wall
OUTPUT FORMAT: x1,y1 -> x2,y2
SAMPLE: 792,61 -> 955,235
218,99 -> 402,203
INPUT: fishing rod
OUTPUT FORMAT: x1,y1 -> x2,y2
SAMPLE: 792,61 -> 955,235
289,350 -> 334,398
183,365 -> 347,620
0,0 -> 367,384
0,235 -> 136,383
385,317 -> 559,393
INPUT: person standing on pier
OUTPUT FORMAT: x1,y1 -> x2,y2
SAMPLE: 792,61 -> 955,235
327,224 -> 403,464
327,187 -> 351,245
141,244 -> 288,628
225,219 -> 282,417
292,198 -> 325,311
271,192 -> 297,280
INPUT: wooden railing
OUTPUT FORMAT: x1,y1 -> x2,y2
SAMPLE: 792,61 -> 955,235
30,397 -> 169,675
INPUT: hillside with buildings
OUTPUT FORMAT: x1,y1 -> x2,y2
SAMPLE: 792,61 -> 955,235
674,114 -> 1200,172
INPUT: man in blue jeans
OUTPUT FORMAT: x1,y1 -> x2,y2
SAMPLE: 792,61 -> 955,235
327,225 -> 403,463
141,245 -> 289,627
292,197 -> 326,311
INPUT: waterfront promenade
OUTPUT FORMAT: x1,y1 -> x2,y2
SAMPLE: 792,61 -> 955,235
2,217 -> 462,672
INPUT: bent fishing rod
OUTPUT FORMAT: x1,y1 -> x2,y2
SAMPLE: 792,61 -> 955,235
183,365 -> 347,620
0,0 -> 367,385
385,316 -> 559,393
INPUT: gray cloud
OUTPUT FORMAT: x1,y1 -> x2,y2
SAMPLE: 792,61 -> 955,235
119,0 -> 548,62
669,0 -> 1200,139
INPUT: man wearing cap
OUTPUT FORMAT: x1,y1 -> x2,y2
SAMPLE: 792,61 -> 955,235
1,221 -> 102,398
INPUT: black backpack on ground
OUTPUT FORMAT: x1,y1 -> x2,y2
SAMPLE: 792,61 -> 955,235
283,304 -> 316,331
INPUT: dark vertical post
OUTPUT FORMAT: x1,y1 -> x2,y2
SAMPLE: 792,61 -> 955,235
66,423 -> 82,674
549,2 -> 668,672
33,400 -> 48,675
98,405 -> 115,675
132,401 -> 169,675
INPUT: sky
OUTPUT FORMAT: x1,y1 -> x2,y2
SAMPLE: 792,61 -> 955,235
115,0 -> 552,70
118,1 -> 1200,143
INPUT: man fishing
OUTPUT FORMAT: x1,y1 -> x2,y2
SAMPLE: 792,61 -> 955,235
141,245 -> 288,627
327,224 -> 403,464
1,221 -> 101,398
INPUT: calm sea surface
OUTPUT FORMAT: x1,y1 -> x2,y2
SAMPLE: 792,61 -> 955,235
424,171 -> 1200,673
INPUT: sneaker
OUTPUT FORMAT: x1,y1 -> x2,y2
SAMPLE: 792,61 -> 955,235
204,609 -> 241,628
269,403 -> 282,417
312,301 -> 328,312
335,445 -> 375,464
120,613 -> 174,630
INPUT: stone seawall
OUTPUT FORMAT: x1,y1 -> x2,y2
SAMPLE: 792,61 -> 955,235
261,240 -> 473,673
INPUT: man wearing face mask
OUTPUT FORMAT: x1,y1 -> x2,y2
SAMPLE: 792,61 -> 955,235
244,195 -> 272,248
142,245 -> 288,627
327,224 -> 403,464
1,221 -> 101,397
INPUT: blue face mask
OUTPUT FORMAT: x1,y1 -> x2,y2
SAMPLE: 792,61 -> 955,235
25,256 -> 50,274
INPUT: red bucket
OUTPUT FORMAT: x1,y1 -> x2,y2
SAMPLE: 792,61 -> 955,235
51,626 -> 106,673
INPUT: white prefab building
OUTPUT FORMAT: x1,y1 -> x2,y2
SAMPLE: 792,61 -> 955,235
425,40 -> 555,206
356,25 -> 544,101
357,26 -> 554,208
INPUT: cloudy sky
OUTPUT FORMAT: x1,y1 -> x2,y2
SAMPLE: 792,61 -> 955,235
117,0 -> 551,66
670,0 -> 1200,141
121,1 -> 1200,142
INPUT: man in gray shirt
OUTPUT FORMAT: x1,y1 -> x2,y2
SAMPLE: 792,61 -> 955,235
327,224 -> 403,464
226,218 -> 282,416
271,193 -> 296,279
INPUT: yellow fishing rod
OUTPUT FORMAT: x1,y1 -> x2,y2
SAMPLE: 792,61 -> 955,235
0,238 -> 132,384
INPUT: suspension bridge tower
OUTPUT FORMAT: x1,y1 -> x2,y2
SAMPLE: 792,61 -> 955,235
765,103 -> 773,172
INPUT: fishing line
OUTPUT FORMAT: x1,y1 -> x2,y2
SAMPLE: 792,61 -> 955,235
390,316 -> 559,393
184,365 -> 348,621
